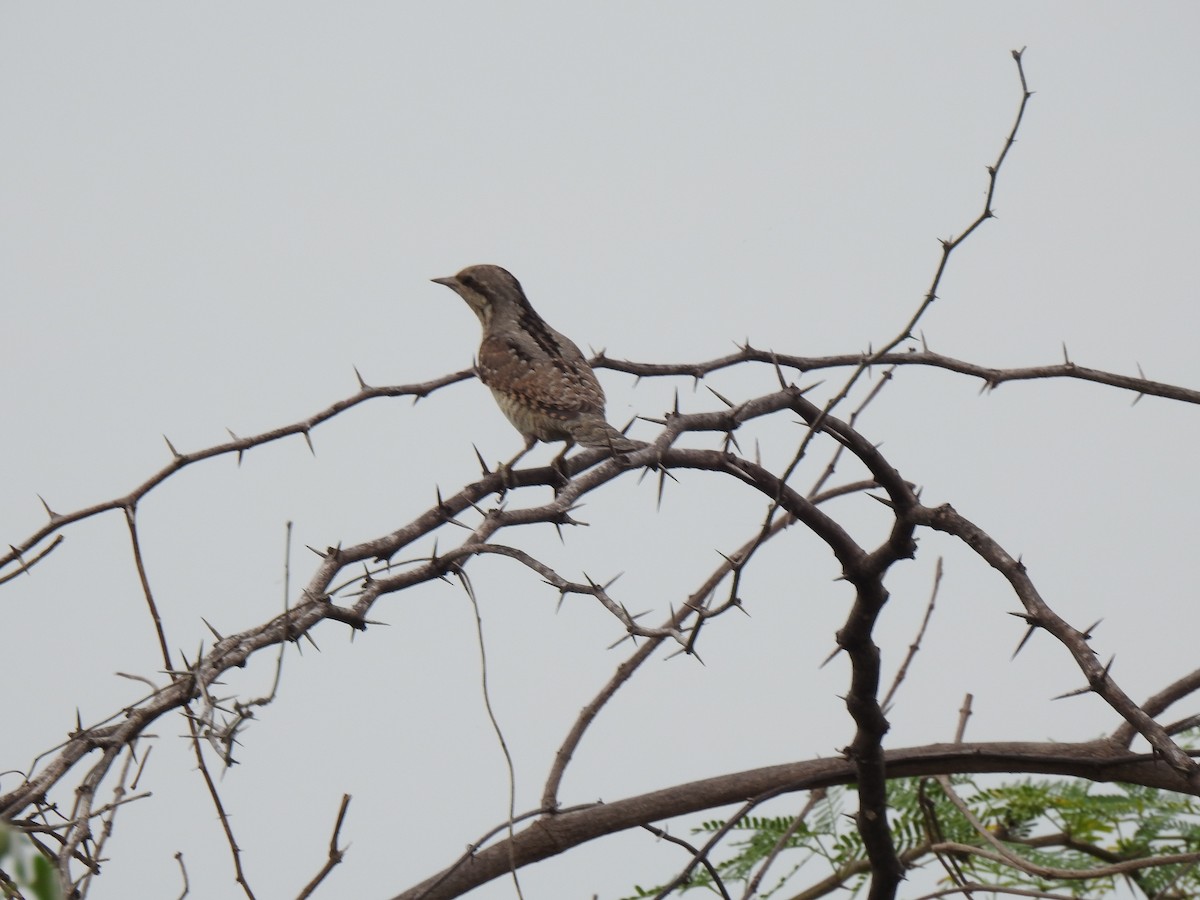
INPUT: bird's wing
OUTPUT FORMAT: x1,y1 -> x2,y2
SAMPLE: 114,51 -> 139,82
478,333 -> 607,421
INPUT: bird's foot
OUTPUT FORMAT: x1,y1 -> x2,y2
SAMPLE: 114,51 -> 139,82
550,443 -> 575,494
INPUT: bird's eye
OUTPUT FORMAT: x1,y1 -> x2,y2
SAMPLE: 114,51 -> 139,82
459,274 -> 480,292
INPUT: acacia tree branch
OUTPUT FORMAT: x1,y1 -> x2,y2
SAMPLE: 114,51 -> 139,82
71,747 -> 140,900
7,352 -> 1193,594
7,379 -> 1184,893
6,369 -> 1191,899
124,506 -> 171,670
792,841 -> 938,900
752,48 -> 1033,516
742,789 -> 826,900
3,38 -> 1196,900
926,840 -> 1200,884
183,709 -> 257,900
389,740 -> 1198,900
0,534 -> 63,586
537,480 -> 875,813
454,568 -> 525,900
643,822 -> 734,900
0,370 -> 473,580
658,52 -> 1030,899
295,794 -> 351,900
596,349 -> 1200,407
914,502 -> 1200,785
1112,666 -> 1200,748
881,557 -> 944,715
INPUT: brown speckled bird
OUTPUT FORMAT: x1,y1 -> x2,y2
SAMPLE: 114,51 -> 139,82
432,264 -> 642,457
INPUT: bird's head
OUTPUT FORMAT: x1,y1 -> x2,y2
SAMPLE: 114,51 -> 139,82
432,264 -> 528,328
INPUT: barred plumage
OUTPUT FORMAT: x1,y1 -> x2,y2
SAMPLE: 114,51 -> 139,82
432,265 -> 643,454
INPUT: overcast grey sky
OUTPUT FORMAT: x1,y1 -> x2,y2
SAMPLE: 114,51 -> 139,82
3,4 -> 1199,898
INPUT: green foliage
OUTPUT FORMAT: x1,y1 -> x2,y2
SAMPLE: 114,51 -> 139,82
0,827 -> 62,900
621,774 -> 1200,899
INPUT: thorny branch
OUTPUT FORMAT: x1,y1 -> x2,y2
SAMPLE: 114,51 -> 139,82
597,348 -> 1200,408
392,742 -> 1200,900
8,361 -> 1198,896
295,794 -> 352,900
5,47 -> 1200,900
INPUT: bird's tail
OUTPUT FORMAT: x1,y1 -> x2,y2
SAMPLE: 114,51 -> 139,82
572,418 -> 647,453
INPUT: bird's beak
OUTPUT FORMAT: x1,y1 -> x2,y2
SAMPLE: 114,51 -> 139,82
431,276 -> 459,289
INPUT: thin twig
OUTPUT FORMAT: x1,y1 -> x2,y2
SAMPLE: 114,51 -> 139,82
457,569 -> 524,900
742,789 -> 826,900
183,710 -> 256,899
295,794 -> 352,900
881,557 -> 944,714
651,787 -> 791,900
125,506 -> 171,670
642,823 -> 733,900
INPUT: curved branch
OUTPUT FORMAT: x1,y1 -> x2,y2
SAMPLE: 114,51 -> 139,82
916,502 -> 1200,786
0,370 -> 473,581
391,740 -> 1196,900
540,481 -> 874,811
1112,665 -> 1200,748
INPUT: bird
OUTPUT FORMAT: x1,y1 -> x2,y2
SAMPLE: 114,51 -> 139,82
432,264 -> 644,464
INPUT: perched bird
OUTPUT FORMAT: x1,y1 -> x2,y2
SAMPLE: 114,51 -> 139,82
432,264 -> 643,459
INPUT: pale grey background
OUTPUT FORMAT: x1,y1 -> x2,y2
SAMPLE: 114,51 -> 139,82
3,3 -> 1199,898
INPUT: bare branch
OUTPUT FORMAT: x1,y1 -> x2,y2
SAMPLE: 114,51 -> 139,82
915,502 -> 1200,785
295,794 -> 351,900
390,739 -> 1199,900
